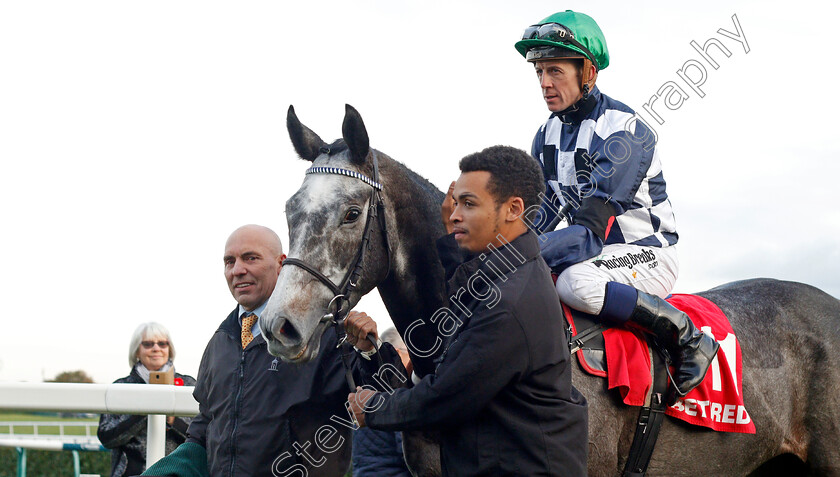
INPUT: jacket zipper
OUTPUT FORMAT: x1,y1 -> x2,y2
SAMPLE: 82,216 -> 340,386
228,347 -> 246,476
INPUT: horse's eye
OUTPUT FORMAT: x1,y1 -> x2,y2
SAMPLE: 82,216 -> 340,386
343,208 -> 362,224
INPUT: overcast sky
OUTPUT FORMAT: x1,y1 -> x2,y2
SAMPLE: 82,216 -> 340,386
1,0 -> 838,383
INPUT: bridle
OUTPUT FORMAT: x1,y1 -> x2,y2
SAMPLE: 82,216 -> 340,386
282,147 -> 390,388
284,148 -> 391,324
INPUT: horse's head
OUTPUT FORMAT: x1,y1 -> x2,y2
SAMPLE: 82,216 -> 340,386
261,105 -> 391,362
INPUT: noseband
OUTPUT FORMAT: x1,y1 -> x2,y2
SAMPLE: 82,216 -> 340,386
282,149 -> 389,387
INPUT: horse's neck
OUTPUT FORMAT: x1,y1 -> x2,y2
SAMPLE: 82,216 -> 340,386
377,240 -> 446,322
376,158 -> 448,375
376,247 -> 447,377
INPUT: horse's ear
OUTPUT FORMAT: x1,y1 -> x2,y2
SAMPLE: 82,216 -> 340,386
287,105 -> 326,162
342,104 -> 370,165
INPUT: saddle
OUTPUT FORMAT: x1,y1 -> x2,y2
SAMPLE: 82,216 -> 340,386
565,294 -> 754,430
564,304 -> 668,477
564,303 -> 654,406
565,304 -> 609,376
563,294 -> 755,476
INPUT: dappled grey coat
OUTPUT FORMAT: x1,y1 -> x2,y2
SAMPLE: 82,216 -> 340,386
97,366 -> 195,477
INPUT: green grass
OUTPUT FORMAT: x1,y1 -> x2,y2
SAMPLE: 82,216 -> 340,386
0,412 -> 98,437
0,425 -> 94,437
0,412 -> 109,476
0,413 -> 97,422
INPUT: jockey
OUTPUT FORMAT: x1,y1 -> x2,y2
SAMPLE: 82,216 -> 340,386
515,10 -> 719,398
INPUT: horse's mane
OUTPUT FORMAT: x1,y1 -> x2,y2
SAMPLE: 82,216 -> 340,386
373,149 -> 445,213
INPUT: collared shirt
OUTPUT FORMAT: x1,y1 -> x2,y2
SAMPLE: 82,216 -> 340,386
238,301 -> 267,338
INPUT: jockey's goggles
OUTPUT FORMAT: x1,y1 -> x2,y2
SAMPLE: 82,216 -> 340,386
521,22 -> 598,68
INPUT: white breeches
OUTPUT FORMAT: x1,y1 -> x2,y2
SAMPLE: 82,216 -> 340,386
556,243 -> 679,314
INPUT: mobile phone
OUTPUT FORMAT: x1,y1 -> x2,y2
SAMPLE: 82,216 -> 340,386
149,368 -> 175,385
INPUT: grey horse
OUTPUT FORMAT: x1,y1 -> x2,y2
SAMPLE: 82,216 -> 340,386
262,105 -> 840,477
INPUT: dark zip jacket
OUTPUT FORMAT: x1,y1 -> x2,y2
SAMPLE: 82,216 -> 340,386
186,308 -> 352,477
364,231 -> 589,476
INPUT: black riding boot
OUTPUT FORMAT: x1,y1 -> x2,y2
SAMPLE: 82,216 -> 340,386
629,291 -> 720,397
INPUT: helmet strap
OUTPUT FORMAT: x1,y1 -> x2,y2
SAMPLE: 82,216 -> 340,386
580,59 -> 596,100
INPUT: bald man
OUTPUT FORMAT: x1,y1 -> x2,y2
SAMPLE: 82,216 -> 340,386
143,225 -> 353,477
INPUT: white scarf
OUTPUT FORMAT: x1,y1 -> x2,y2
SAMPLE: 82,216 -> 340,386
134,360 -> 173,384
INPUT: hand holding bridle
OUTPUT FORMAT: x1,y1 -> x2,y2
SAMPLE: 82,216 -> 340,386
344,311 -> 379,351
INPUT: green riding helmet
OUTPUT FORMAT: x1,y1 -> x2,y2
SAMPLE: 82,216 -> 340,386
515,10 -> 610,71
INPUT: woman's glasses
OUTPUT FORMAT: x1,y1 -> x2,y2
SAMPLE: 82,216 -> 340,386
141,340 -> 170,349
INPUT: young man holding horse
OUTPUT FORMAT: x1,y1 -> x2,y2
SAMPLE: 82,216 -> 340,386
516,10 -> 719,399
347,146 -> 588,476
142,224 -> 353,477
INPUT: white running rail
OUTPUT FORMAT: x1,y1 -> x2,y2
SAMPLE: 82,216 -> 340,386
0,382 -> 198,467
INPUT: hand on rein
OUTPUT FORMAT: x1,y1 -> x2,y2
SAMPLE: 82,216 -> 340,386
347,386 -> 377,428
344,311 -> 379,351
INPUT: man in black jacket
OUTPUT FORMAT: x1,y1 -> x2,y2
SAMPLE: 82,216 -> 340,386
347,146 -> 589,476
143,224 -> 352,477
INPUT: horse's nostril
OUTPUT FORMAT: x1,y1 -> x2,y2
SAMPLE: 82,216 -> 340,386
279,320 -> 302,343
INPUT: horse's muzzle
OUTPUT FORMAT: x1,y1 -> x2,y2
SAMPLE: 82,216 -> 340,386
263,315 -> 302,348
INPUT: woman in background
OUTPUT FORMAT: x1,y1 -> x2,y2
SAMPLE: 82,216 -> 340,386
97,322 -> 196,477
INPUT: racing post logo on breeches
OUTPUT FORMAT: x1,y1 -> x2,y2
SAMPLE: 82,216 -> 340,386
592,249 -> 658,271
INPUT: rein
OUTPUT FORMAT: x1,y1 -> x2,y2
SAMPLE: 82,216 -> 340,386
283,149 -> 390,389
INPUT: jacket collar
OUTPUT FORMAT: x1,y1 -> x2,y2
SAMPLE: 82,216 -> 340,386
218,307 -> 265,348
128,365 -> 144,383
552,84 -> 600,124
448,230 -> 540,291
